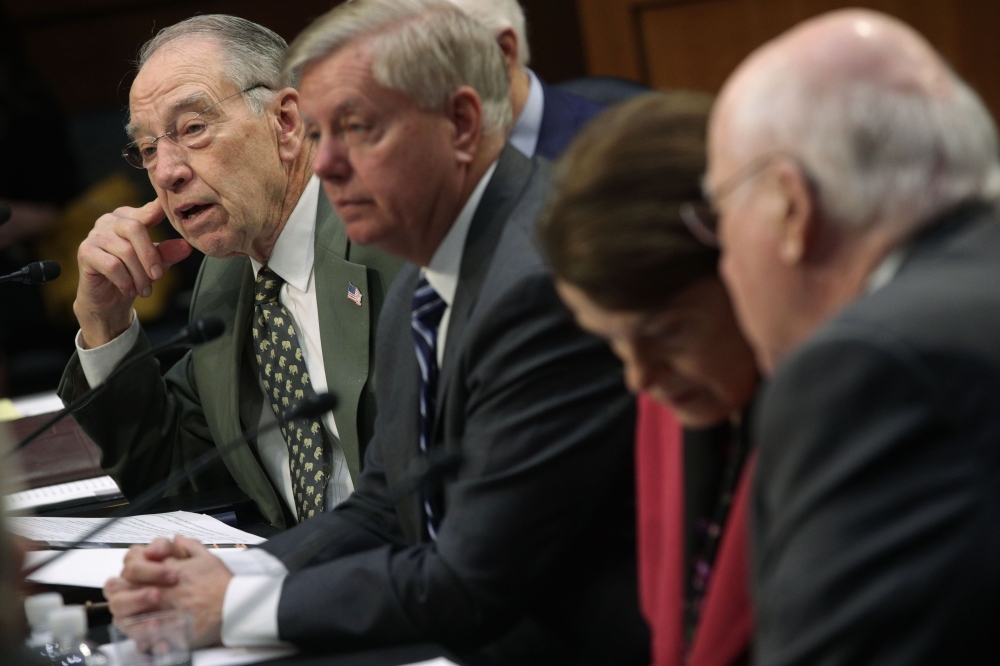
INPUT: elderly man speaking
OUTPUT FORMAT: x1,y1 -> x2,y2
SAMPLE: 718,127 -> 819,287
698,9 -> 1000,665
103,1 -> 648,663
58,16 -> 402,528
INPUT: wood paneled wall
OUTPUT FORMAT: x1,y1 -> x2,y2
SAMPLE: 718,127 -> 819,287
576,0 -> 1000,120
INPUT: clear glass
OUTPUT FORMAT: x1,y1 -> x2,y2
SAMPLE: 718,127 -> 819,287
109,610 -> 194,666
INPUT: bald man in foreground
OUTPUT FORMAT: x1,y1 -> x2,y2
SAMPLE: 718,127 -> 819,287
702,10 -> 1000,664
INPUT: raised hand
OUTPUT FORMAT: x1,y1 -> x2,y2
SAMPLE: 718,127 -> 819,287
74,200 -> 194,348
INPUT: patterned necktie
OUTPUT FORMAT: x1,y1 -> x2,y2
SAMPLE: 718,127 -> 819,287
252,266 -> 331,522
411,276 -> 447,540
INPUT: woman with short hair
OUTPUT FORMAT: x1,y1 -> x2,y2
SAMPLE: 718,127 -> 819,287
537,92 -> 758,666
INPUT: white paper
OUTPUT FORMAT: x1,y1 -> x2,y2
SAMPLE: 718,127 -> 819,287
5,475 -> 122,512
24,548 -> 260,589
193,646 -> 298,666
9,390 -> 65,418
403,660 -> 462,666
97,643 -> 297,666
8,511 -> 265,546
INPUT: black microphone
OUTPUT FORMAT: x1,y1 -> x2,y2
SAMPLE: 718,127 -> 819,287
8,316 -> 226,456
0,260 -> 61,285
23,392 -> 338,578
0,203 -> 10,225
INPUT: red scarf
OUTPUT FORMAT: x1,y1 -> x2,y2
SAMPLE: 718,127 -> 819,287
636,394 -> 755,666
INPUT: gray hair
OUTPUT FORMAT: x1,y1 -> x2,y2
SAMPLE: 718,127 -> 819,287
284,0 -> 513,137
730,58 -> 1000,232
135,15 -> 288,116
447,0 -> 530,66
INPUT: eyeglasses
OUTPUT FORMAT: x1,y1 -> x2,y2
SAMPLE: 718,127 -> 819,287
679,152 -> 788,248
122,84 -> 270,170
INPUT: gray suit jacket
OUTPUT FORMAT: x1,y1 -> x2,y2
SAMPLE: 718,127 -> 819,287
753,203 -> 1000,665
57,192 -> 403,528
257,146 -> 648,664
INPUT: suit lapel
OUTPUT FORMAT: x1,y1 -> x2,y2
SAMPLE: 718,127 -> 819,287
433,146 -> 535,430
313,191 -> 371,480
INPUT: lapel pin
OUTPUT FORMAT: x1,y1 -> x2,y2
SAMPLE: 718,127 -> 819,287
347,283 -> 363,306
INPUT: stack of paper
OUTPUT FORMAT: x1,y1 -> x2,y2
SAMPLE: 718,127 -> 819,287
8,511 -> 266,548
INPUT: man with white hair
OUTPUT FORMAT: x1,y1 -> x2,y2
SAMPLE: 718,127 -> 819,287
699,8 -> 1000,663
57,16 -> 402,528
448,0 -> 603,159
102,2 -> 648,663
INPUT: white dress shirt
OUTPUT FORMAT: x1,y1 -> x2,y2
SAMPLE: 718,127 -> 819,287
76,175 -> 353,517
218,161 -> 499,647
508,69 -> 544,159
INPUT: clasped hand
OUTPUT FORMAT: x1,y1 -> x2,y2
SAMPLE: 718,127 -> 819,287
103,536 -> 233,648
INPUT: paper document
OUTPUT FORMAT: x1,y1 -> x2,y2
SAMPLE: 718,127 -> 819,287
8,511 -> 265,547
5,475 -> 122,512
0,390 -> 65,421
24,548 -> 259,588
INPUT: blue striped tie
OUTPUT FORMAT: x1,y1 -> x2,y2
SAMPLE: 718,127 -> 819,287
411,276 -> 447,540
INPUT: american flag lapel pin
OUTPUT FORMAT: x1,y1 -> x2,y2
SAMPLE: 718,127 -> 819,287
347,283 -> 363,306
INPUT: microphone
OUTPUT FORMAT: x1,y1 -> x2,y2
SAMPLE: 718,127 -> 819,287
0,203 -> 10,225
8,316 -> 226,456
0,260 -> 61,285
23,392 -> 338,578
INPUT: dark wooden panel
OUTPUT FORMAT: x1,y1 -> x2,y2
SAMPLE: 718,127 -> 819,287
578,0 -> 1000,122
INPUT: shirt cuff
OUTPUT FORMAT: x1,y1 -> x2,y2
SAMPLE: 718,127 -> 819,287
220,549 -> 289,647
75,312 -> 140,388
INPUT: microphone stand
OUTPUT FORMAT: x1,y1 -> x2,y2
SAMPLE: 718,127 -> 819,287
8,317 -> 224,457
22,393 -> 337,579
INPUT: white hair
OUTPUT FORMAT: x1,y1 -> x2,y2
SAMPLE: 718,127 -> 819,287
135,15 -> 287,116
729,45 -> 1000,231
283,0 -> 512,137
447,0 -> 530,66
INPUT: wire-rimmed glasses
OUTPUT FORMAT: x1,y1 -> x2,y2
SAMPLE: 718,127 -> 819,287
679,152 -> 789,248
122,84 -> 270,170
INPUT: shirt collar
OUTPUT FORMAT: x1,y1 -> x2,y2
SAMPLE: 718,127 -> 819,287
865,245 -> 908,294
423,160 -> 500,306
508,68 -> 544,158
250,175 -> 321,292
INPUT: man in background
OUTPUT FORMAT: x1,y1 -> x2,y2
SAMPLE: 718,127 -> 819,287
102,2 -> 647,663
448,0 -> 603,159
58,16 -> 401,529
704,9 -> 1000,664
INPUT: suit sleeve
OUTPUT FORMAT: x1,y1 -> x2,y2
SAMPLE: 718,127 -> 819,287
752,328 -> 994,666
268,274 -> 636,652
55,271 -> 236,499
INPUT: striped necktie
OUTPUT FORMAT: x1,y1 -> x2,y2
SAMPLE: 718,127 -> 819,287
411,276 -> 447,540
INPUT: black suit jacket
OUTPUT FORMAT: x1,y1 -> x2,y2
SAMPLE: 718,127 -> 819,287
752,203 -> 1000,665
258,146 -> 648,664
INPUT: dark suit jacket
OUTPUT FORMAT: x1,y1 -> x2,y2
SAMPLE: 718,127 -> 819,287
752,203 -> 1000,665
535,78 -> 604,161
258,146 -> 648,665
56,192 -> 403,528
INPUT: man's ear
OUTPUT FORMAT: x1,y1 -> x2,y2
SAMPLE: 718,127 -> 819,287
773,160 -> 818,265
495,28 -> 520,72
447,86 -> 483,165
273,87 -> 305,163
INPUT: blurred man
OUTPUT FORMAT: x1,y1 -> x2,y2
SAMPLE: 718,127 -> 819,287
448,0 -> 603,159
102,2 -> 647,664
701,9 -> 1000,664
57,16 -> 402,528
